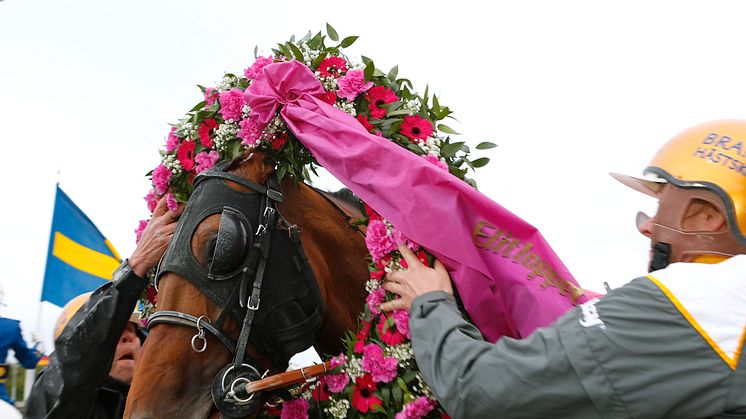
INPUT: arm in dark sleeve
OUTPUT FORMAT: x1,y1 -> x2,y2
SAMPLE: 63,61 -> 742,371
410,291 -> 600,419
23,262 -> 147,419
10,323 -> 42,369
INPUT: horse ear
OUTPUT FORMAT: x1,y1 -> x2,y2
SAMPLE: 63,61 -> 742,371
231,151 -> 275,187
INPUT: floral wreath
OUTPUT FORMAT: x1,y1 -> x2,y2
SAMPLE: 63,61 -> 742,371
137,24 -> 494,419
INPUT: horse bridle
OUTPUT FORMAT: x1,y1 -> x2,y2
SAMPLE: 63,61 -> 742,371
147,162 -> 323,417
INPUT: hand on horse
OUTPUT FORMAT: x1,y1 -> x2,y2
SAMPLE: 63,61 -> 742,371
380,245 -> 453,312
128,197 -> 185,277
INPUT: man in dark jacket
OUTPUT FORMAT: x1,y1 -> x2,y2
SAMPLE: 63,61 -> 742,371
23,197 -> 183,419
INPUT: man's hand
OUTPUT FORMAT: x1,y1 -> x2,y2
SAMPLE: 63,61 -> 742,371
380,245 -> 453,312
128,197 -> 185,277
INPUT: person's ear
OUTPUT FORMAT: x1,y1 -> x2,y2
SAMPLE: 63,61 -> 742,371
684,200 -> 726,232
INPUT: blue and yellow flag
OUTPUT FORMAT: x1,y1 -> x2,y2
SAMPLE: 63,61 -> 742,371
41,186 -> 121,307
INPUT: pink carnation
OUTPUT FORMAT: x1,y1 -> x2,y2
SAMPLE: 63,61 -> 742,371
337,69 -> 373,101
204,87 -> 218,105
166,127 -> 180,152
423,154 -> 449,171
244,56 -> 274,80
395,397 -> 437,419
218,88 -> 246,121
144,190 -> 158,213
325,372 -> 350,393
393,310 -> 411,339
152,164 -> 172,195
362,344 -> 398,383
134,220 -> 148,245
195,150 -> 220,174
165,193 -> 178,212
280,398 -> 309,419
365,219 -> 398,262
366,287 -> 386,317
330,353 -> 347,369
238,118 -> 262,146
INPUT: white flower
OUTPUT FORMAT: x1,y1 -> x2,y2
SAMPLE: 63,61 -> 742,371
417,136 -> 442,156
163,154 -> 183,175
324,399 -> 350,419
214,122 -> 239,151
404,98 -> 422,114
216,73 -> 239,91
333,100 -> 356,116
385,343 -> 414,368
365,279 -> 381,293
345,357 -> 364,380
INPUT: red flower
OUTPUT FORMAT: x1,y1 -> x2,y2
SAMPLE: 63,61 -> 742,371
312,380 -> 331,402
352,374 -> 381,413
356,114 -> 375,133
198,119 -> 218,148
269,131 -> 287,151
364,203 -> 382,222
355,320 -> 372,353
365,86 -> 398,119
320,91 -> 337,105
399,115 -> 433,142
377,314 -> 405,346
318,56 -> 348,78
177,140 -> 196,172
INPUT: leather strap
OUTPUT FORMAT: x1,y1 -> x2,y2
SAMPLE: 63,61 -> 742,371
148,310 -> 237,356
243,361 -> 332,395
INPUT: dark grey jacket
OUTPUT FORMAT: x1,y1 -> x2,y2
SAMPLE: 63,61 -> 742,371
411,256 -> 746,418
23,262 -> 147,419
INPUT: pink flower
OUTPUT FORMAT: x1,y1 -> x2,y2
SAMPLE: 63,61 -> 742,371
423,154 -> 449,171
396,397 -> 437,419
165,193 -> 178,212
218,88 -> 246,121
317,56 -> 348,77
280,398 -> 309,419
198,119 -> 218,148
365,85 -> 398,118
337,69 -> 373,101
166,127 -> 181,152
400,115 -> 433,141
330,353 -> 347,369
204,87 -> 219,106
378,314 -> 405,346
195,150 -> 220,174
177,140 -> 196,172
152,164 -> 172,195
393,310 -> 411,339
244,56 -> 274,80
238,118 -> 262,146
144,190 -> 158,213
325,372 -> 350,393
366,288 -> 386,317
134,220 -> 148,245
365,219 -> 398,262
362,344 -> 398,383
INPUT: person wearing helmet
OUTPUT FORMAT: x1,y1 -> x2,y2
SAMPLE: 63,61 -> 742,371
23,197 -> 183,419
381,120 -> 746,418
0,286 -> 43,407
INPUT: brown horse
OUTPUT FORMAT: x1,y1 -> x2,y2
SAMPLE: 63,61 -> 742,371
125,153 -> 369,418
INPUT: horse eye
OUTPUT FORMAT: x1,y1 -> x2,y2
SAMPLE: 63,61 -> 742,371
202,234 -> 217,267
208,208 -> 251,279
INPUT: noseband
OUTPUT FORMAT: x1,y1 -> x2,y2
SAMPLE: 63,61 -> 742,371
147,161 -> 323,417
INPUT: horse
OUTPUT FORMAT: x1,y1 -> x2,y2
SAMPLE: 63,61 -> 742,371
124,152 -> 370,418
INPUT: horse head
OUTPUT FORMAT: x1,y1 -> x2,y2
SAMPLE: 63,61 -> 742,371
125,152 -> 369,418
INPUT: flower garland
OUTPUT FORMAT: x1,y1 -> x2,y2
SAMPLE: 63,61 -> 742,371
138,25 -> 493,418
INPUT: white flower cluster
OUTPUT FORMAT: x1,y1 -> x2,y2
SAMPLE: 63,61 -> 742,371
417,136 -> 442,157
317,74 -> 338,91
299,42 -> 320,65
334,100 -> 356,116
324,398 -> 350,419
413,373 -> 435,399
213,122 -> 239,151
345,356 -> 364,380
385,343 -> 414,368
365,279 -> 381,293
163,154 -> 183,175
242,104 -> 251,118
262,114 -> 287,142
178,121 -> 198,140
404,98 -> 422,114
216,73 -> 239,91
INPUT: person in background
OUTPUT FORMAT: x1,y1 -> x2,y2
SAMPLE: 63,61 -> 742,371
382,120 -> 746,417
24,197 -> 183,419
0,286 -> 43,407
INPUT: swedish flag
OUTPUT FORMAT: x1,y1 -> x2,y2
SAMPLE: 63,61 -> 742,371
41,186 -> 122,307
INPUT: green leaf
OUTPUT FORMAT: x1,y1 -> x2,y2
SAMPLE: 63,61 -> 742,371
471,157 -> 490,168
277,163 -> 288,182
476,141 -> 497,150
287,42 -> 305,62
311,51 -> 328,70
339,35 -> 358,48
392,384 -> 403,403
372,68 -> 385,78
387,65 -> 399,82
190,100 -> 207,112
437,124 -> 461,135
326,23 -> 339,42
381,386 -> 391,405
440,141 -> 465,158
364,60 -> 375,81
361,55 -> 372,66
386,108 -> 415,117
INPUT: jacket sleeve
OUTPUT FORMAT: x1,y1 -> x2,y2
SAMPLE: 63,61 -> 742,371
23,261 -> 147,419
10,322 -> 42,369
409,291 -> 602,419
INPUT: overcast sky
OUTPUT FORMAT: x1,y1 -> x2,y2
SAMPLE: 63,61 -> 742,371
2,0 -> 746,349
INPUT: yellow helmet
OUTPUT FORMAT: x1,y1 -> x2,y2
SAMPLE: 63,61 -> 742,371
613,119 -> 746,268
53,292 -> 142,340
